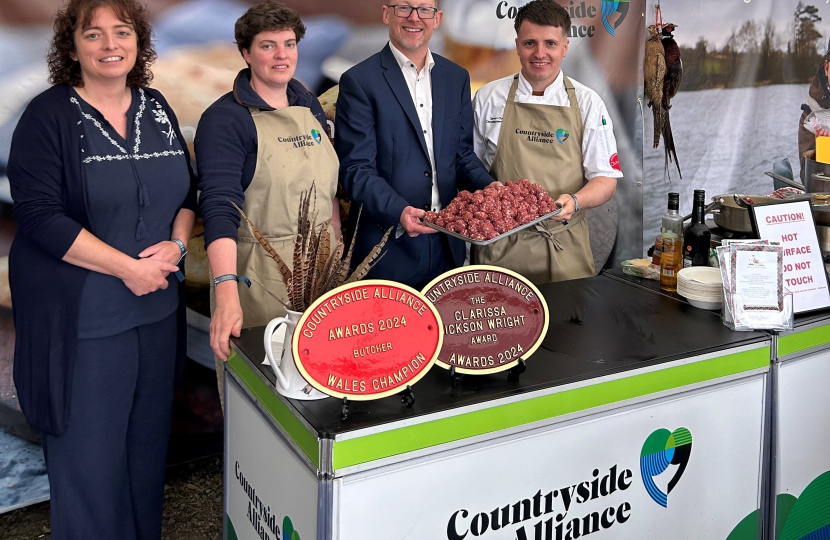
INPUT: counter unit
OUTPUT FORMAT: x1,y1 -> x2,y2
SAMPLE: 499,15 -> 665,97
225,275 -> 771,540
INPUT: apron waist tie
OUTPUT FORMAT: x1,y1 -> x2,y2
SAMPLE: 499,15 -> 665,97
532,210 -> 584,251
533,223 -> 564,251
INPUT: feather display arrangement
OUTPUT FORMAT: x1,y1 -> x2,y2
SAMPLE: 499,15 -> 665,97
233,181 -> 391,312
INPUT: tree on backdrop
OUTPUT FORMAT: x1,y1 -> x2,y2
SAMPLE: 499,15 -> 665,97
793,2 -> 823,78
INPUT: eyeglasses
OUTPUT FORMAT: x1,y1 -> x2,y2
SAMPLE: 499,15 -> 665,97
388,4 -> 439,19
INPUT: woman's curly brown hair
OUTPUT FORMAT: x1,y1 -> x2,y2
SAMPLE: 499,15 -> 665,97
47,0 -> 157,88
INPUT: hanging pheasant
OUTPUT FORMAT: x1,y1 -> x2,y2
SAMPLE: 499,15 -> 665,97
661,22 -> 682,178
644,24 -> 666,149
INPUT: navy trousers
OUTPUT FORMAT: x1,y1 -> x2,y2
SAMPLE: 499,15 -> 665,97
42,311 -> 177,540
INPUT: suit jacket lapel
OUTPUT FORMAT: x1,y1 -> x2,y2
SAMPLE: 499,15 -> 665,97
431,62 -> 445,166
380,45 -> 429,159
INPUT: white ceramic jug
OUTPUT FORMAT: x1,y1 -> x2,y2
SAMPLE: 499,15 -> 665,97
263,310 -> 327,400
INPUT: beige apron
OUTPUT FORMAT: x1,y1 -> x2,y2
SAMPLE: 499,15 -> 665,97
471,75 -> 595,284
212,105 -> 338,404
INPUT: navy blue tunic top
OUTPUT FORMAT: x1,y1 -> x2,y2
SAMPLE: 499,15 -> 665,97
71,88 -> 190,338
7,84 -> 197,435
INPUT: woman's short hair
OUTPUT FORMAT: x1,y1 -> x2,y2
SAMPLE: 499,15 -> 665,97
234,1 -> 306,55
47,0 -> 156,88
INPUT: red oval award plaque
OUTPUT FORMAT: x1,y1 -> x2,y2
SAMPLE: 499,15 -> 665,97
422,266 -> 549,374
292,280 -> 443,400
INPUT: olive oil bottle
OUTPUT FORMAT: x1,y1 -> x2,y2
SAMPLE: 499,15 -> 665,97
660,193 -> 683,291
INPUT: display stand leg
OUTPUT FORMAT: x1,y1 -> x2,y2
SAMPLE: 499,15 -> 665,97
449,366 -> 460,388
341,397 -> 350,421
400,385 -> 416,408
507,358 -> 527,382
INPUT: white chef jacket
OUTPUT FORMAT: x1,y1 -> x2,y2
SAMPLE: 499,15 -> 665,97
389,42 -> 441,212
473,70 -> 624,181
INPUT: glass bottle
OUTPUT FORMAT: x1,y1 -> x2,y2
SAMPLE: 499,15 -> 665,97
683,190 -> 711,268
660,193 -> 683,291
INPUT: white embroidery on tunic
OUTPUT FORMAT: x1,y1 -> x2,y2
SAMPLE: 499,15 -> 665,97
82,150 -> 184,164
70,96 -> 127,154
132,88 -> 146,154
150,99 -> 176,146
72,90 -> 180,164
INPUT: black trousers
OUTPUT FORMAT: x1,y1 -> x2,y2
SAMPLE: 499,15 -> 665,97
42,311 -> 177,540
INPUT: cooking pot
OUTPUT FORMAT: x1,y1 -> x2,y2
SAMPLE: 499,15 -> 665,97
783,191 -> 830,226
706,194 -> 783,233
802,152 -> 830,191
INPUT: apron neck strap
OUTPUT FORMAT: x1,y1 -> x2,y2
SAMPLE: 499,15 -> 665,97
562,76 -> 579,110
507,73 -> 578,111
507,74 -> 520,104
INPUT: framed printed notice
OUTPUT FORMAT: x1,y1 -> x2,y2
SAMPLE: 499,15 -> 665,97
750,200 -> 830,313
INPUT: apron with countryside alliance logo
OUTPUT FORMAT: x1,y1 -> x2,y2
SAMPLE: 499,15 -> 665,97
211,105 -> 338,330
471,75 -> 594,284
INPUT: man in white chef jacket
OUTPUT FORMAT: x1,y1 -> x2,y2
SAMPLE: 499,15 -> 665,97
471,0 -> 623,284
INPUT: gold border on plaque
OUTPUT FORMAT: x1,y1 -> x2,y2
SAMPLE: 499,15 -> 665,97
421,265 -> 550,375
291,280 -> 445,400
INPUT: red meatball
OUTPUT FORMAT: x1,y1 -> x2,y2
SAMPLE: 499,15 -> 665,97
472,193 -> 485,204
461,211 -> 474,221
453,219 -> 466,231
473,211 -> 487,220
517,212 -> 534,225
481,201 -> 497,215
493,220 -> 510,234
424,211 -> 438,222
483,187 -> 499,198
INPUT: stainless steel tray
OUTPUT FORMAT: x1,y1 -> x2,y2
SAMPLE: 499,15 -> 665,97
425,202 -> 564,246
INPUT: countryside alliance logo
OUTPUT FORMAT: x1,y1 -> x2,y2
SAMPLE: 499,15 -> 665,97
515,127 -> 568,144
278,131 -> 316,149
640,427 -> 693,508
229,461 -> 302,540
496,1 -> 629,38
600,0 -> 630,36
311,128 -> 322,145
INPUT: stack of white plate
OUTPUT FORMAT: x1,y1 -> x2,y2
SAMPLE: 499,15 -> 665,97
677,267 -> 723,310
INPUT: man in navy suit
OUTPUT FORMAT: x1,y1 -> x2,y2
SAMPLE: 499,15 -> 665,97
335,0 -> 497,288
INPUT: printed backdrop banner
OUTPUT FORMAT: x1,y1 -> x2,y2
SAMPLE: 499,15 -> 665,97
440,0 -> 646,270
642,0 -> 830,251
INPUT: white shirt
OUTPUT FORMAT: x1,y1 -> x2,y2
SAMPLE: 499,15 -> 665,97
473,70 -> 624,181
389,42 -> 441,212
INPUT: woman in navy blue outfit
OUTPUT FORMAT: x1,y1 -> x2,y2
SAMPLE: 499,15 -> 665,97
7,0 -> 196,538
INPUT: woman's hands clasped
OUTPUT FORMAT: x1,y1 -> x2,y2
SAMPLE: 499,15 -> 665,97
139,240 -> 183,266
119,241 -> 182,296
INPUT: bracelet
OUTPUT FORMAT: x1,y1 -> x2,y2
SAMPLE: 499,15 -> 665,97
213,274 -> 252,288
171,239 -> 187,283
172,238 -> 187,257
567,194 -> 580,214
